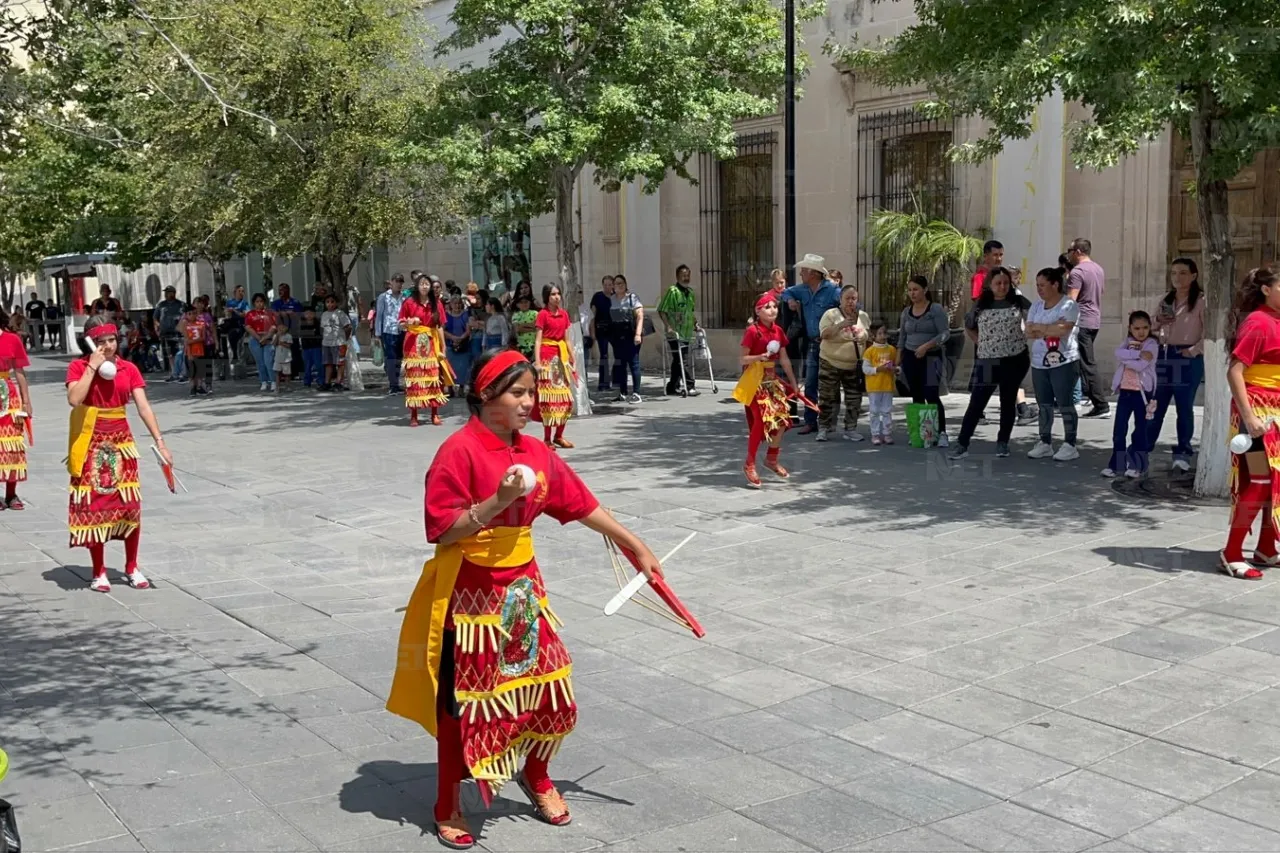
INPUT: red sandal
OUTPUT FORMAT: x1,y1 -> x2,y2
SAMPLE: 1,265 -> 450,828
744,462 -> 762,488
517,774 -> 571,826
6,496 -> 24,511
434,813 -> 475,850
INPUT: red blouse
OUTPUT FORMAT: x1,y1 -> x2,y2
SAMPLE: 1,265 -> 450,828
65,358 -> 145,408
245,309 -> 277,337
0,331 -> 31,372
1233,308 -> 1280,369
535,309 -> 570,342
400,298 -> 441,328
741,322 -> 789,361
425,416 -> 598,544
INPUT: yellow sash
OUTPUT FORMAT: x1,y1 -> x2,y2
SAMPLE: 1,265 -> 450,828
1245,364 -> 1280,390
733,361 -> 776,405
386,525 -> 534,736
67,406 -> 126,477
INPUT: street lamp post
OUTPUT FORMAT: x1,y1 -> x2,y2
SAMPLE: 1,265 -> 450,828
784,0 -> 796,282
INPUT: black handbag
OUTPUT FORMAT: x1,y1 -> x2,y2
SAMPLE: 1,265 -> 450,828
0,798 -> 20,853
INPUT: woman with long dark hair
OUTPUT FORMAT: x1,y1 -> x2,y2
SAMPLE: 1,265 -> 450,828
0,306 -> 32,509
1221,265 -> 1280,579
65,316 -> 172,592
533,284 -> 576,447
1148,257 -> 1206,471
950,266 -> 1031,459
895,275 -> 951,446
399,275 -> 454,426
387,348 -> 663,849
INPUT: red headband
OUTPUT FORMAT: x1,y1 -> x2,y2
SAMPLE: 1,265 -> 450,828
85,324 -> 118,340
475,350 -> 531,396
755,292 -> 778,312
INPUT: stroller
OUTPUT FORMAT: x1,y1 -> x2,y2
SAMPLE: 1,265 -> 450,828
662,328 -> 719,396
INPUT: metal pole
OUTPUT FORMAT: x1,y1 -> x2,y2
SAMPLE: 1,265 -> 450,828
784,0 -> 796,281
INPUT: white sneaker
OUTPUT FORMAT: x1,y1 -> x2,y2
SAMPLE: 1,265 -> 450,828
1125,468 -> 1141,479
816,429 -> 830,442
270,382 -> 278,392
628,393 -> 642,404
1172,458 -> 1191,472
260,382 -> 269,392
842,430 -> 864,442
1053,443 -> 1080,461
937,433 -> 950,448
1028,442 -> 1055,459
1101,467 -> 1116,478
90,574 -> 111,593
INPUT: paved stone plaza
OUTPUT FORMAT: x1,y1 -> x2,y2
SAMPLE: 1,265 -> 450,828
3,353 -> 1280,852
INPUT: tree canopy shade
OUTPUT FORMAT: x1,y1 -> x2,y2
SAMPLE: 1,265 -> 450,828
415,0 -> 822,307
2,0 -> 465,302
836,0 -> 1280,496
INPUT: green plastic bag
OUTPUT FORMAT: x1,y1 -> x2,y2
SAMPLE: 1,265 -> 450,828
371,337 -> 385,368
906,402 -> 940,447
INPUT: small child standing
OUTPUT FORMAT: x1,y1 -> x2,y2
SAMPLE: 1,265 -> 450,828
299,306 -> 324,389
862,323 -> 898,445
1106,310 -> 1159,478
273,320 -> 293,391
321,294 -> 352,391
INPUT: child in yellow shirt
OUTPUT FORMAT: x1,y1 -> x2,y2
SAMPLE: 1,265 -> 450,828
861,323 -> 898,445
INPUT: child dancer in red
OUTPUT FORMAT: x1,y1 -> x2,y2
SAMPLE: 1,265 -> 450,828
532,284 -> 576,449
0,308 -> 31,509
400,275 -> 454,426
734,291 -> 799,487
1223,265 -> 1280,579
66,317 -> 172,592
387,349 -> 663,850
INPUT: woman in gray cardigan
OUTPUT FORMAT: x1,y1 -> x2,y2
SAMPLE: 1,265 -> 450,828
896,275 -> 952,446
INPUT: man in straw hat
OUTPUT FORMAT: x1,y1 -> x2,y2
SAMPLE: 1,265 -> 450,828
781,254 -> 842,433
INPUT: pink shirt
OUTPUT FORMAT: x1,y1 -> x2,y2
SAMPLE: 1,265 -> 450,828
1153,294 -> 1205,354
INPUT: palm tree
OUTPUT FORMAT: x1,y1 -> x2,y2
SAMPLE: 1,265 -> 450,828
863,190 -> 985,325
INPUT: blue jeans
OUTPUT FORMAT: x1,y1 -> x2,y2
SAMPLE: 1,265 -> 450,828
302,347 -> 323,386
596,334 -> 612,389
1032,362 -> 1080,445
248,339 -> 275,384
611,333 -> 641,395
1147,348 -> 1203,461
381,332 -> 404,390
1110,388 -> 1151,473
803,338 -> 821,426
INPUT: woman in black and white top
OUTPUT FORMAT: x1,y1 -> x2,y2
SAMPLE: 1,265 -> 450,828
609,274 -> 645,403
950,266 -> 1032,459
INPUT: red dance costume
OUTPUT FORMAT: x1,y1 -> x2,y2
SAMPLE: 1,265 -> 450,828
736,320 -> 792,483
400,297 -> 454,424
0,331 -> 30,501
65,357 -> 145,576
388,416 -> 597,829
533,308 -> 574,445
1224,307 -> 1280,576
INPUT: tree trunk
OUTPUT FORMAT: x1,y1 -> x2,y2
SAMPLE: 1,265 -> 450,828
1190,90 -> 1235,498
317,248 -> 348,307
554,166 -> 591,417
0,269 -> 15,313
211,259 -> 227,304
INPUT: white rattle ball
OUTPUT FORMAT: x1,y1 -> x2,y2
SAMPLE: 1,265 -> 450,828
765,340 -> 780,355
1230,433 -> 1252,455
507,463 -> 537,496
97,360 -> 117,381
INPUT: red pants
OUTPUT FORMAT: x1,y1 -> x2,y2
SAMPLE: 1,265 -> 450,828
1225,475 -> 1278,562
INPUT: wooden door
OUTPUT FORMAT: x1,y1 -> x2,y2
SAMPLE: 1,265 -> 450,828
1168,138 -> 1280,274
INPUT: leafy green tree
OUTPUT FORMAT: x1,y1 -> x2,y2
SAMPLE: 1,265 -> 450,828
838,0 -> 1280,496
419,0 -> 820,307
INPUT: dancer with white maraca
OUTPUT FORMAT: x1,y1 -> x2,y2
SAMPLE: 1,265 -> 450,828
1222,265 -> 1280,579
65,316 -> 173,592
733,291 -> 799,487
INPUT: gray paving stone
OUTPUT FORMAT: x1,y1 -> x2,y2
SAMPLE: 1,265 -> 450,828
759,735 -> 903,787
767,686 -> 899,733
913,685 -> 1052,735
1157,611 -> 1275,644
931,801 -> 1108,852
606,809 -> 816,852
1198,770 -> 1280,833
608,725 -> 739,773
231,753 -> 384,805
688,709 -> 823,754
1063,684 -> 1208,735
922,737 -> 1076,798
1185,645 -> 1280,685
837,826 -> 980,852
273,782 -> 431,847
1157,709 -> 1280,768
1125,805 -> 1280,852
1241,626 -> 1280,654
1000,710 -> 1146,764
1102,626 -> 1227,663
54,834 -> 148,852
744,788 -> 912,851
560,773 -> 723,845
1014,769 -> 1182,837
17,793 -> 128,851
58,738 -> 220,788
178,716 -> 338,768
704,666 -> 826,707
841,664 -> 967,707
0,757 -> 97,807
839,766 -> 999,824
838,711 -> 980,763
980,662 -> 1113,707
1092,740 -> 1252,802
1046,645 -> 1172,683
98,770 -> 261,832
657,752 -> 821,809
135,808 -> 318,851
